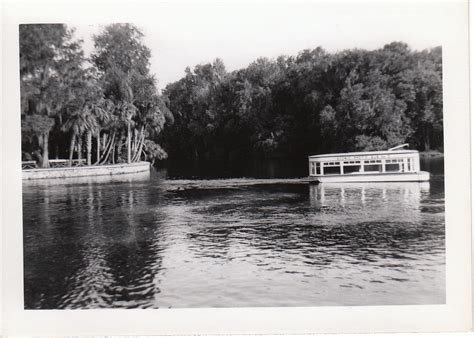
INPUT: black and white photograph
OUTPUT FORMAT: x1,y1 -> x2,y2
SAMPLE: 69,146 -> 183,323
2,0 -> 472,335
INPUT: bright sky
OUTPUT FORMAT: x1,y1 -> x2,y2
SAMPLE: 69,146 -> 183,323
72,1 -> 447,91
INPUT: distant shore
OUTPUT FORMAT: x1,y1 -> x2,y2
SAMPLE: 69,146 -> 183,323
419,150 -> 444,158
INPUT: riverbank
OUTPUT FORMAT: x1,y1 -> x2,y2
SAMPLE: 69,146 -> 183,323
22,161 -> 150,180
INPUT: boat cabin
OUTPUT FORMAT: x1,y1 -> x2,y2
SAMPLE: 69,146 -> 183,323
308,144 -> 429,183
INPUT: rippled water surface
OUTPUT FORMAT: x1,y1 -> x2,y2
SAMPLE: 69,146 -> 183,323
23,158 -> 445,309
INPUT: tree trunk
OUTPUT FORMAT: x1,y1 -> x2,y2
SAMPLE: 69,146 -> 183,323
40,132 -> 50,168
77,135 -> 83,161
96,131 -> 101,164
69,132 -> 76,167
132,127 -> 141,156
117,137 -> 123,162
86,131 -> 92,166
112,142 -> 116,164
132,127 -> 145,162
131,128 -> 137,155
127,121 -> 131,164
102,133 -> 107,150
135,128 -> 139,151
99,132 -> 115,164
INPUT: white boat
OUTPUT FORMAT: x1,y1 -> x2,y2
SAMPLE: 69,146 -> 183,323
308,144 -> 430,183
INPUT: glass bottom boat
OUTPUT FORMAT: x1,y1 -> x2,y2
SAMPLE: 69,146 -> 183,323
308,144 -> 430,183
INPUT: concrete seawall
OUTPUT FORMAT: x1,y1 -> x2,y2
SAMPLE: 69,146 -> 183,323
23,161 -> 151,180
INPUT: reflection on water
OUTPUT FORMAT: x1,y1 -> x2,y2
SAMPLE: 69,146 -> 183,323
310,182 -> 431,220
23,159 -> 445,309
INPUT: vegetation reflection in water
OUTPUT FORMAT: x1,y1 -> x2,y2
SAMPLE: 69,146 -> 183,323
23,161 -> 445,309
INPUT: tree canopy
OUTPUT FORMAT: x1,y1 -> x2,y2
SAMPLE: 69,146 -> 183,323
160,42 -> 443,160
20,24 -> 87,167
20,24 -> 442,168
20,23 -> 171,167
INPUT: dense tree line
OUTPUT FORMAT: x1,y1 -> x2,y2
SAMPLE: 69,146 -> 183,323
160,43 -> 442,160
20,24 -> 171,168
21,24 -> 443,167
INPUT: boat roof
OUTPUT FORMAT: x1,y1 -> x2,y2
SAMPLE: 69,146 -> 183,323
308,149 -> 418,159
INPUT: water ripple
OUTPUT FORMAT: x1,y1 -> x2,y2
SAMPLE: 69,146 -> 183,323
23,175 -> 445,308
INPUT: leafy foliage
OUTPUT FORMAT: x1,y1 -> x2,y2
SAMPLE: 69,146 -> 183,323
20,24 -> 87,167
143,139 -> 168,165
20,24 -> 442,168
161,42 -> 443,159
20,24 -> 170,166
91,23 -> 170,164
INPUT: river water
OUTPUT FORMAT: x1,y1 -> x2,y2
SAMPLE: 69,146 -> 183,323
23,157 -> 445,309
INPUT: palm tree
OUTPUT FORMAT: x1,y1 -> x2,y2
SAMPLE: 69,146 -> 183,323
62,110 -> 98,166
116,101 -> 136,164
92,98 -> 114,164
103,66 -> 137,164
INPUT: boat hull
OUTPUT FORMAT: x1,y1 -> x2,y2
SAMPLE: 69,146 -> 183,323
310,171 -> 430,183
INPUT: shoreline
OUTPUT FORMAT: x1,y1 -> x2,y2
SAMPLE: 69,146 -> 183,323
164,150 -> 445,162
419,150 -> 444,158
22,161 -> 151,180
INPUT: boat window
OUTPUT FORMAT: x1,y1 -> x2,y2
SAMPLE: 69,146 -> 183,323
364,160 -> 382,164
343,165 -> 362,174
386,159 -> 404,163
323,166 -> 341,175
364,164 -> 382,172
316,162 -> 321,175
324,161 -> 340,167
385,163 -> 400,172
310,162 -> 316,175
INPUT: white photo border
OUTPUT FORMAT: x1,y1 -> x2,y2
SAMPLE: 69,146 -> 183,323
2,0 -> 471,335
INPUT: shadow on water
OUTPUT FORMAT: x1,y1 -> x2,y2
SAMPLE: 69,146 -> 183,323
159,157 -> 309,179
161,155 -> 444,180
